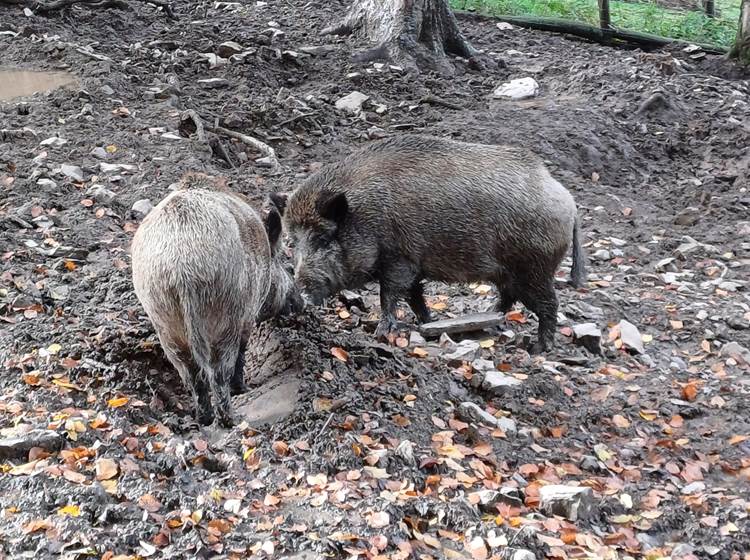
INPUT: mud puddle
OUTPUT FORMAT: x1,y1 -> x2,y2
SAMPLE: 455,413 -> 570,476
0,68 -> 77,101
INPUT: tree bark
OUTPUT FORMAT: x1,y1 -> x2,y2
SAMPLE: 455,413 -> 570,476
322,0 -> 483,74
728,0 -> 750,65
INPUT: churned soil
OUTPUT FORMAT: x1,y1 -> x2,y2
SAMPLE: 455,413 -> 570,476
1,0 -> 749,558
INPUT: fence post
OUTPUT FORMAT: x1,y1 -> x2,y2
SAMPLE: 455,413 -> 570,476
598,0 -> 611,31
705,0 -> 715,18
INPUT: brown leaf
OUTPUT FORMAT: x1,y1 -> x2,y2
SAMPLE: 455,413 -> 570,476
367,511 -> 390,529
681,382 -> 698,402
330,347 -> 349,362
95,458 -> 119,481
272,441 -> 289,456
729,435 -> 749,445
62,469 -> 87,484
138,493 -> 162,513
613,414 -> 631,428
263,494 -> 280,507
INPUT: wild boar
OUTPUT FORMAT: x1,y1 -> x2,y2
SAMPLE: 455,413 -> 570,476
270,135 -> 585,352
131,173 -> 302,426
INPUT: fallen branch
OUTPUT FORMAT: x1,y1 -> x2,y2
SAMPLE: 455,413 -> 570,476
179,110 -> 280,169
419,94 -> 465,111
457,13 -> 727,55
0,0 -> 176,19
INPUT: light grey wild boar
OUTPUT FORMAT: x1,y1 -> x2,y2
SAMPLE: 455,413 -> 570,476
270,135 -> 586,352
131,173 -> 303,426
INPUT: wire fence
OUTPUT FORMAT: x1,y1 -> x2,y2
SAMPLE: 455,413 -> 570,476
452,0 -> 740,49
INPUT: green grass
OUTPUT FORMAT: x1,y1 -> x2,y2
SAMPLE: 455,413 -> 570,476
452,0 -> 739,48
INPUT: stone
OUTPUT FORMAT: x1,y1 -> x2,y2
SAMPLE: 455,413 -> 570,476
492,77 -> 539,100
409,331 -> 426,346
100,85 -> 115,96
655,257 -> 677,272
217,41 -> 244,57
720,342 -> 750,365
59,164 -> 84,182
509,550 -> 536,560
100,162 -> 136,173
36,178 -> 57,188
90,147 -> 108,160
718,280 -> 744,292
591,249 -> 611,261
420,312 -> 504,338
443,340 -> 481,363
299,45 -> 337,56
86,184 -> 116,204
197,78 -> 230,88
40,136 -> 67,147
471,358 -> 496,372
131,199 -> 153,218
496,22 -> 515,30
674,206 -> 700,226
618,319 -> 645,354
539,485 -> 594,521
0,430 -> 63,460
458,402 -> 517,433
474,489 -> 504,513
674,236 -> 701,259
572,323 -> 602,354
335,91 -> 369,114
480,370 -> 522,395
681,481 -> 705,495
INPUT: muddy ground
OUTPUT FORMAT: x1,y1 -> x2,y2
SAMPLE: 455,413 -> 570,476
1,0 -> 749,558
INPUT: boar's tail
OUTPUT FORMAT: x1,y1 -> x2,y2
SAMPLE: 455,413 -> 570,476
569,215 -> 586,288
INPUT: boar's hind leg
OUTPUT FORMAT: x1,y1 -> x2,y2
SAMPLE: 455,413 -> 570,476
163,347 -> 214,425
375,259 -> 420,340
519,276 -> 558,353
230,338 -> 248,395
208,342 -> 240,428
408,281 -> 432,324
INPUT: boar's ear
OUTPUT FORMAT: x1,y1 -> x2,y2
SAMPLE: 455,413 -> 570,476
263,206 -> 283,249
318,192 -> 348,225
268,192 -> 288,216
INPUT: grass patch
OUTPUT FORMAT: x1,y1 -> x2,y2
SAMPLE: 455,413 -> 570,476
453,0 -> 739,48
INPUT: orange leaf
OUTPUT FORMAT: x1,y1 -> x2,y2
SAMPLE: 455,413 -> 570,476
108,397 -> 129,408
682,382 -> 698,402
138,493 -> 162,512
729,435 -> 749,445
505,310 -> 526,323
330,347 -> 349,362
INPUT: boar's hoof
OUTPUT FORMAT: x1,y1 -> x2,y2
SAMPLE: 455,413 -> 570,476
374,316 -> 399,341
230,379 -> 248,396
529,340 -> 551,354
215,408 -> 236,429
196,408 -> 215,427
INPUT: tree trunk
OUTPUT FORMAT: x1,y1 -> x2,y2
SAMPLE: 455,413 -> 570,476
322,0 -> 483,74
729,0 -> 750,64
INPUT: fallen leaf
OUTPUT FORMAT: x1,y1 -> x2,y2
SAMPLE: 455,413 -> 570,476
58,505 -> 80,517
263,494 -> 280,507
681,382 -> 698,402
505,311 -> 526,323
613,414 -> 631,428
729,435 -> 749,445
95,458 -> 119,481
108,397 -> 129,408
367,511 -> 390,529
330,347 -> 349,362
138,494 -> 162,513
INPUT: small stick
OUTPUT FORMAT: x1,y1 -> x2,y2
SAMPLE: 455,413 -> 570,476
209,126 -> 279,168
419,94 -> 464,111
315,413 -> 335,440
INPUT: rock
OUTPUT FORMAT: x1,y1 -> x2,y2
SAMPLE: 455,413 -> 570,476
674,207 -> 700,226
674,236 -> 701,259
539,485 -> 594,521
458,402 -> 517,433
618,320 -> 645,354
0,430 -> 63,460
474,489 -> 505,513
131,199 -> 153,218
509,549 -> 536,560
492,77 -> 539,100
591,249 -> 611,262
471,358 -> 495,372
409,331 -> 426,346
36,178 -> 57,188
579,455 -> 603,472
443,340 -> 481,363
100,85 -> 115,96
718,280 -> 744,292
339,289 -> 365,309
59,164 -> 84,182
335,91 -> 369,114
738,221 -> 750,237
720,342 -> 750,365
655,257 -> 677,272
420,312 -> 504,338
217,41 -> 244,57
100,162 -> 137,173
394,440 -> 415,465
90,147 -> 109,160
479,371 -> 522,395
40,136 -> 67,147
86,184 -> 116,204
197,78 -> 230,89
498,487 -> 524,507
23,7 -> 34,17
681,481 -> 705,495
496,22 -> 515,30
572,323 -> 602,354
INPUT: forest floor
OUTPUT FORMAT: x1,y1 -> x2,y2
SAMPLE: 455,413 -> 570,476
1,0 -> 749,558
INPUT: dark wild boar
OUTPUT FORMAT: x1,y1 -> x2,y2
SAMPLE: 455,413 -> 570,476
131,174 -> 302,426
270,135 -> 585,352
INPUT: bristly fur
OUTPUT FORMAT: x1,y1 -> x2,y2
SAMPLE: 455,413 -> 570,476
131,174 -> 301,426
274,134 -> 586,352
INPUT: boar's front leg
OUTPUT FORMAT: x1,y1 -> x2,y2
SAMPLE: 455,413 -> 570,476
375,258 -> 420,340
230,338 -> 248,395
408,281 -> 432,324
